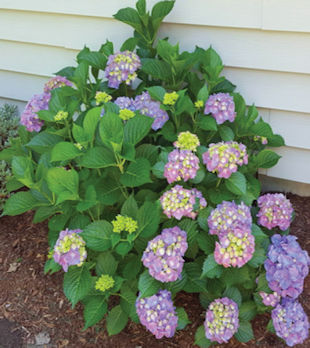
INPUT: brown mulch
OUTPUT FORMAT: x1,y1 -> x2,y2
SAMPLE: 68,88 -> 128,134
0,193 -> 310,348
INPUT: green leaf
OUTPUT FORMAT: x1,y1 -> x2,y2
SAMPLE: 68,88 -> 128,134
141,58 -> 172,81
219,125 -> 234,141
26,132 -> 62,154
267,319 -> 276,334
83,107 -> 102,141
121,195 -> 138,218
255,150 -> 281,169
81,221 -> 113,251
239,301 -> 257,322
234,321 -> 254,343
33,206 -> 58,223
152,161 -> 165,179
268,134 -> 285,147
80,52 -> 107,70
106,305 -> 128,336
165,270 -> 188,294
137,201 -> 160,238
176,307 -> 191,330
136,144 -> 158,166
197,85 -> 209,103
138,270 -> 161,298
248,247 -> 266,268
124,114 -> 153,145
120,37 -> 138,51
72,124 -> 89,144
195,325 -> 212,348
121,254 -> 141,280
12,156 -> 34,188
146,86 -> 166,102
115,242 -> 133,256
197,233 -> 216,254
151,1 -> 175,32
83,296 -> 107,329
97,175 -> 122,205
197,115 -> 217,131
51,142 -> 81,162
202,254 -> 223,279
251,119 -> 273,137
3,191 -> 38,216
63,264 -> 92,307
120,158 -> 152,187
79,147 -> 116,168
183,263 -> 207,293
99,111 -> 123,146
223,287 -> 242,307
73,61 -> 89,88
96,252 -> 118,276
46,167 -> 79,204
225,172 -> 247,195
157,40 -> 179,64
113,7 -> 143,34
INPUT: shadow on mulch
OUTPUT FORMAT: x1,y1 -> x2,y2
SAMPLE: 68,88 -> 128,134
0,193 -> 310,348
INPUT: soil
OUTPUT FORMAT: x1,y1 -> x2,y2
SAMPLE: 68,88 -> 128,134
0,193 -> 310,348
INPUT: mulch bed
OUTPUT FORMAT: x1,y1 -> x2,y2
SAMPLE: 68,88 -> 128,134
0,193 -> 310,348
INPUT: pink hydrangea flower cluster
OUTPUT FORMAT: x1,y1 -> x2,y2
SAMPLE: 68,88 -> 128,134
105,50 -> 141,89
208,201 -> 252,237
204,93 -> 236,125
20,93 -> 50,132
214,227 -> 255,268
136,290 -> 178,339
264,234 -> 310,299
257,193 -> 293,231
259,291 -> 281,307
142,226 -> 188,282
272,299 -> 309,347
160,185 -> 207,220
204,297 -> 239,343
53,229 -> 87,272
164,149 -> 200,184
202,141 -> 248,179
44,75 -> 72,93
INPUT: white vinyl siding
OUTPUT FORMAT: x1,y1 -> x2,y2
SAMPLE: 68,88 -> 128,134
0,0 -> 309,187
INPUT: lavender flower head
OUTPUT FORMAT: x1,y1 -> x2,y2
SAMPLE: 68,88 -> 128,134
204,93 -> 236,125
214,227 -> 255,268
114,96 -> 136,111
20,93 -> 50,132
264,234 -> 310,299
164,149 -> 200,184
208,201 -> 252,237
259,291 -> 281,307
272,299 -> 309,347
136,290 -> 178,339
105,50 -> 141,89
204,297 -> 239,343
202,141 -> 248,179
257,193 -> 293,231
53,228 -> 87,272
134,91 -> 169,130
44,76 -> 72,93
142,226 -> 188,282
160,185 -> 207,220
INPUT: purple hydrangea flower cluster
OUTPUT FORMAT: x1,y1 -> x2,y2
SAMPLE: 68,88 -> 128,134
105,50 -> 141,89
44,75 -> 72,93
204,93 -> 236,125
272,299 -> 309,347
259,291 -> 281,307
160,185 -> 207,220
257,193 -> 294,231
20,93 -> 50,132
208,201 -> 252,237
53,228 -> 87,272
164,149 -> 200,184
214,226 -> 255,268
114,96 -> 136,111
142,226 -> 188,282
204,297 -> 239,343
202,141 -> 248,179
264,234 -> 310,299
136,290 -> 178,339
134,91 -> 169,130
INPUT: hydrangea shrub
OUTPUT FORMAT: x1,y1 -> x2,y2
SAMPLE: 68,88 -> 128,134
1,0 -> 309,346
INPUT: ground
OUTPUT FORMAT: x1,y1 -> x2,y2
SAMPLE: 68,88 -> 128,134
0,194 -> 310,348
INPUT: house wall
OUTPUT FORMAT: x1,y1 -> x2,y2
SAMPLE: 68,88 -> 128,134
1,0 -> 310,194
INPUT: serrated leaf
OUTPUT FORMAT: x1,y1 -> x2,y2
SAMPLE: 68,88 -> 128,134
176,307 -> 191,330
239,301 -> 257,322
113,7 -> 143,34
51,142 -> 81,162
83,107 -> 102,141
121,158 -> 152,187
146,86 -> 166,102
184,263 -> 207,293
219,125 -> 234,141
197,85 -> 209,103
124,114 -> 153,145
96,252 -> 118,276
197,115 -> 217,131
44,258 -> 61,275
201,254 -> 223,279
195,325 -> 212,348
136,144 -> 158,166
81,221 -> 112,251
248,247 -> 266,268
3,191 -> 38,216
26,132 -> 62,154
141,58 -> 172,81
234,321 -> 254,343
138,270 -> 161,298
255,150 -> 281,169
106,305 -> 128,336
225,172 -> 246,195
83,296 -> 107,329
63,264 -> 92,307
79,147 -> 116,168
121,195 -> 138,218
137,201 -> 160,238
223,287 -> 242,306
